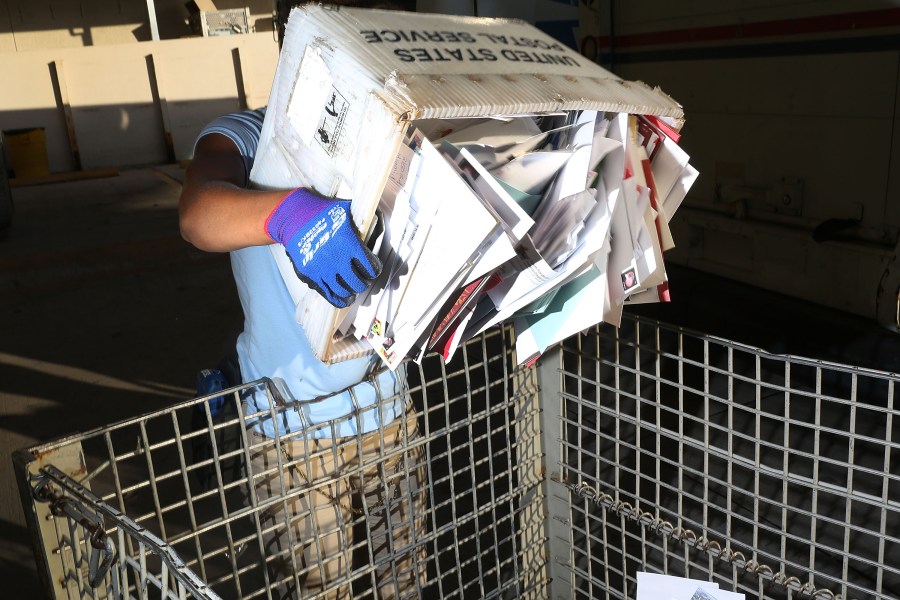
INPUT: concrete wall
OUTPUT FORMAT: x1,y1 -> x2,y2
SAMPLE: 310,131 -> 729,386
0,0 -> 276,50
1,1 -> 577,177
579,0 -> 900,328
0,32 -> 278,171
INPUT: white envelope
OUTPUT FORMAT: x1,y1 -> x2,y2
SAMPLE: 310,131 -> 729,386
489,150 -> 574,195
361,137 -> 500,369
636,572 -> 720,600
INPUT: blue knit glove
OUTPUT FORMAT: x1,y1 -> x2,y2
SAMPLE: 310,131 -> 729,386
265,188 -> 381,308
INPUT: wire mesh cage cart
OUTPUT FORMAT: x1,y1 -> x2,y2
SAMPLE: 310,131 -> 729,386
14,315 -> 900,599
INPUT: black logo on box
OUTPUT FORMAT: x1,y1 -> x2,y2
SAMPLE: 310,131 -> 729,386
316,87 -> 348,156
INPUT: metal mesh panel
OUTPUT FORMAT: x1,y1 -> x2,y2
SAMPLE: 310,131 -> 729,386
17,315 -> 900,599
544,314 -> 899,600
16,326 -> 546,599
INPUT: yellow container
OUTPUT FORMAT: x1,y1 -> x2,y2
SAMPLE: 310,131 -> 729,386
5,127 -> 50,179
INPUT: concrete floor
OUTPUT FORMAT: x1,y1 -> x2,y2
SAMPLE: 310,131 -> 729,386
1,165 -> 897,597
1,166 -> 243,596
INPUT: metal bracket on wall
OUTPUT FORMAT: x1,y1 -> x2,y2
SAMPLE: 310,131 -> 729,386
875,238 -> 900,333
716,177 -> 804,217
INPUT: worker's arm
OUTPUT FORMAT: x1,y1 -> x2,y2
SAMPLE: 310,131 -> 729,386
178,131 -> 381,308
179,132 -> 283,252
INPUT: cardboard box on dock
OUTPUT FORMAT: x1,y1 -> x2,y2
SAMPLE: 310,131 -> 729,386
249,4 -> 685,364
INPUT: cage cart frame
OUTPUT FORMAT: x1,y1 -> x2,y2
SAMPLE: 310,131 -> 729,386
14,316 -> 900,599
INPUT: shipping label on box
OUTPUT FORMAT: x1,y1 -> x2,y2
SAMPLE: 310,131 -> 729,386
250,5 -> 685,363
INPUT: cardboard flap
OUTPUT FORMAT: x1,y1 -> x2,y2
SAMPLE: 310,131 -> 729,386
291,5 -> 683,122
383,73 -> 683,122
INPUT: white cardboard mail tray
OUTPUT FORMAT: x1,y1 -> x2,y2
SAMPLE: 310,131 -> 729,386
249,4 -> 684,364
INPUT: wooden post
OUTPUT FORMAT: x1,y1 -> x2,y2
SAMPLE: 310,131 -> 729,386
146,0 -> 160,41
51,60 -> 82,171
233,46 -> 253,110
147,54 -> 176,163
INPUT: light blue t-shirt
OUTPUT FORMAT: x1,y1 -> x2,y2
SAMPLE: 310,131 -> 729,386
196,108 -> 403,439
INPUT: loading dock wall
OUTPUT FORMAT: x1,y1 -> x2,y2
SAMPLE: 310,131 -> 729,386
579,0 -> 900,329
0,32 -> 278,172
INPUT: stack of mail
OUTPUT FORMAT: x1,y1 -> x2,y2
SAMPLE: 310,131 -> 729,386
636,573 -> 746,600
249,5 -> 690,364
336,107 -> 699,369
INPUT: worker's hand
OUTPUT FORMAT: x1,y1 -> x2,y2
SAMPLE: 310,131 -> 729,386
265,188 -> 380,308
